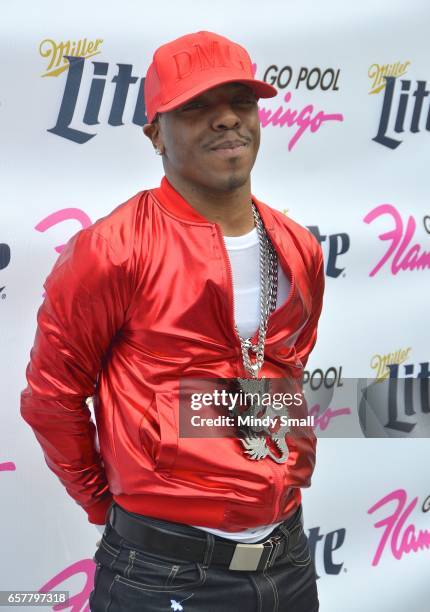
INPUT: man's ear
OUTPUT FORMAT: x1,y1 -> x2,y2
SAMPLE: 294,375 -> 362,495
142,122 -> 163,153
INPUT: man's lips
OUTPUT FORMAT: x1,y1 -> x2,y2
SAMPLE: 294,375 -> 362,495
209,139 -> 248,150
208,139 -> 249,158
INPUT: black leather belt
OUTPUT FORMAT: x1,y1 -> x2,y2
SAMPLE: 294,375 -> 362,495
108,502 -> 303,572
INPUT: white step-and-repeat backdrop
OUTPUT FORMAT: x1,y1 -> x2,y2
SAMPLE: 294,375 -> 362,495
2,1 -> 429,610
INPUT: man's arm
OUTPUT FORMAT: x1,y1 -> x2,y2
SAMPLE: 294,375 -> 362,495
294,238 -> 325,369
20,227 -> 130,524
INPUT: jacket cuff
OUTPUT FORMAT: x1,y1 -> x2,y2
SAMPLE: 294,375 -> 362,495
86,495 -> 114,525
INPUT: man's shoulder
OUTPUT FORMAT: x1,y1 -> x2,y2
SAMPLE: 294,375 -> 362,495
90,189 -> 146,235
84,188 -> 156,250
57,188 -> 157,269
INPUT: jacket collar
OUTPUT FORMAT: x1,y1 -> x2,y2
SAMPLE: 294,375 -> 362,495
151,175 -> 275,231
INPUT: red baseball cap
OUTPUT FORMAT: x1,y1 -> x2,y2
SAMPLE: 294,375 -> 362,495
144,30 -> 278,123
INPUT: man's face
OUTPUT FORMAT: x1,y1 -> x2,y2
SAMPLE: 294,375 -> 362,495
144,82 -> 261,193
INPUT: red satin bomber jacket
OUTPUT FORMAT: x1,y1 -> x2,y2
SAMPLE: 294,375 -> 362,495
20,176 -> 324,530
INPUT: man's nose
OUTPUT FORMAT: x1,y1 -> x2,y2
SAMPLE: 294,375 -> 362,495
211,104 -> 241,130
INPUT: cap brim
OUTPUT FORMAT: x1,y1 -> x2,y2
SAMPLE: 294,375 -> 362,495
155,75 -> 278,115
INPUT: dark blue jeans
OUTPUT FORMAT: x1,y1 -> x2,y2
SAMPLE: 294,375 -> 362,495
90,507 -> 319,611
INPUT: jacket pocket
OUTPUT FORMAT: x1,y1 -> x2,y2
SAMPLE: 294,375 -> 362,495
139,392 -> 178,472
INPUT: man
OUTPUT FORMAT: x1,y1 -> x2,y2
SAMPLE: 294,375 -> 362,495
21,31 -> 324,611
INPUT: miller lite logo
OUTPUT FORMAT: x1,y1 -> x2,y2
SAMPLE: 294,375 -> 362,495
368,60 -> 411,95
39,38 -> 103,77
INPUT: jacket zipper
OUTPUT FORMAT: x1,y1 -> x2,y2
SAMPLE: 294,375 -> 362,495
271,463 -> 287,523
215,219 -> 299,523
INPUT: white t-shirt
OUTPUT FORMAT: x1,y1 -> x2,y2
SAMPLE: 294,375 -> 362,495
96,226 -> 291,543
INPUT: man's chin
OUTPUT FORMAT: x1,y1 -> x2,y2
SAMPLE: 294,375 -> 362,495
203,170 -> 251,193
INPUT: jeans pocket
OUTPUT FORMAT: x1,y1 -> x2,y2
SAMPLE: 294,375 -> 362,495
117,547 -> 207,592
286,524 -> 312,567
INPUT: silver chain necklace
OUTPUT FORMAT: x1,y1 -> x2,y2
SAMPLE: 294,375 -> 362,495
230,204 -> 291,464
235,203 -> 278,377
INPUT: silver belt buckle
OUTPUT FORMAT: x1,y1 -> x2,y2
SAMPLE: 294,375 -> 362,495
228,543 -> 265,571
